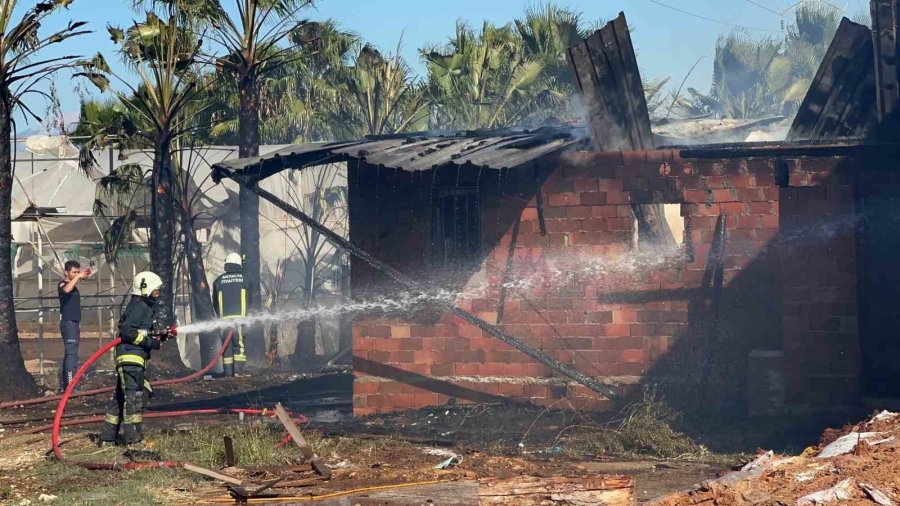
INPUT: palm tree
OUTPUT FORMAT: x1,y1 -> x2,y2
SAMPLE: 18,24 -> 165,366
0,0 -> 89,400
78,10 -> 209,329
157,0 -> 318,364
515,4 -> 585,89
781,1 -> 843,109
423,21 -> 557,130
684,1 -> 847,120
341,42 -> 428,136
203,19 -> 360,144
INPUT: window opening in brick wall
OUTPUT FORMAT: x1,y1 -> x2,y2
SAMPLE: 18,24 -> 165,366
431,187 -> 480,267
632,203 -> 684,251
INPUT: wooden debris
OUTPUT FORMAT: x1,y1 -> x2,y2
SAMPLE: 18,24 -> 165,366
271,477 -> 326,489
224,436 -> 237,467
477,474 -> 634,505
238,464 -> 313,474
273,403 -> 332,479
183,463 -> 245,486
567,12 -> 653,152
228,478 -> 283,500
788,17 -> 876,141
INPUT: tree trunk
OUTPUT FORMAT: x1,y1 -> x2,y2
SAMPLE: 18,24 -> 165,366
150,138 -> 177,326
0,93 -> 38,400
238,72 -> 264,365
178,197 -> 217,370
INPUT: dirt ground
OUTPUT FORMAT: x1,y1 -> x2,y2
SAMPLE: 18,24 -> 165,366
0,364 -> 730,505
1,353 -> 882,505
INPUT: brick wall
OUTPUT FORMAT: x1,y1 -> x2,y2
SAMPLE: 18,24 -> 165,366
348,150 -> 860,416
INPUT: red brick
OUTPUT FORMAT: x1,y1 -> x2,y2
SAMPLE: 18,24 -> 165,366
591,205 -> 618,217
354,381 -> 380,395
612,310 -> 638,324
712,189 -> 736,202
430,363 -> 453,376
479,363 -> 505,376
364,325 -> 391,338
566,206 -> 592,219
728,175 -> 755,188
580,192 -> 607,206
524,384 -> 550,399
748,201 -> 772,214
598,178 -> 623,191
736,188 -> 766,201
604,323 -> 631,336
354,407 -> 376,417
720,202 -> 745,215
606,190 -> 631,204
390,325 -> 411,338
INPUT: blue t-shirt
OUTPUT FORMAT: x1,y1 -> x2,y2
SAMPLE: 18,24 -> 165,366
58,281 -> 81,322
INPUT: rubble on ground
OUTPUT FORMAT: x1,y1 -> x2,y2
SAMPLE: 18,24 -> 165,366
650,410 -> 900,505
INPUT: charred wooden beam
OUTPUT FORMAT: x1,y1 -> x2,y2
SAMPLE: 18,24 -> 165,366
568,12 -> 670,248
274,403 -> 332,479
788,17 -> 876,141
871,0 -> 900,122
567,12 -> 653,151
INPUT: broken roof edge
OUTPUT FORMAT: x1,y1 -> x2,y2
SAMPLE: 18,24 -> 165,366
211,125 -> 587,184
559,137 -> 879,166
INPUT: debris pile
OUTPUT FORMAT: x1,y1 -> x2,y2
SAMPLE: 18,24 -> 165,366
651,411 -> 900,505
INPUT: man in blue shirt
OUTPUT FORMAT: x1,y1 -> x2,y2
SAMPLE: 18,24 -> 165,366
58,260 -> 88,393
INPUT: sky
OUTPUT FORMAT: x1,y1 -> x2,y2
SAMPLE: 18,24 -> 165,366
17,0 -> 868,135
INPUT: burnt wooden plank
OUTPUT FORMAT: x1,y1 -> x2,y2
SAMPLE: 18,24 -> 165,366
273,402 -> 332,479
591,21 -> 639,149
789,18 -> 874,140
567,42 -> 624,149
223,436 -> 236,467
183,463 -> 245,486
612,12 -> 655,149
871,0 -> 900,120
833,37 -> 879,138
814,30 -> 876,137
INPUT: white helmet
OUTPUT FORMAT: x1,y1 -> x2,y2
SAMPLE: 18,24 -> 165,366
132,271 -> 163,296
225,253 -> 242,266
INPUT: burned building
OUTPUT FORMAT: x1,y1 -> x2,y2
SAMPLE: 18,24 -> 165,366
212,8 -> 900,417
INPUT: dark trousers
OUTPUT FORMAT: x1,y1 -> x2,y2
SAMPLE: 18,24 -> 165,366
222,323 -> 246,376
59,320 -> 80,391
100,365 -> 147,444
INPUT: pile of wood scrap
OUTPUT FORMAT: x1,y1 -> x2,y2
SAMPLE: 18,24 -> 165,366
649,411 -> 900,505
182,402 -> 636,505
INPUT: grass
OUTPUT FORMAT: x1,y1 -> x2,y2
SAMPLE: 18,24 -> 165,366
150,420 -> 299,467
1,420 -> 412,505
561,386 -> 715,461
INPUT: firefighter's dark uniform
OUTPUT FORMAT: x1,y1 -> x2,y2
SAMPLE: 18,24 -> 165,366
212,262 -> 249,376
99,296 -> 159,444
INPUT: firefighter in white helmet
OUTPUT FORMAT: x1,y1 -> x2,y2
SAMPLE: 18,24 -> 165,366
212,253 -> 251,376
99,271 -> 173,445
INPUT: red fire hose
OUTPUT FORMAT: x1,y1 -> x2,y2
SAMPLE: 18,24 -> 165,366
0,331 -> 234,410
49,333 -> 306,470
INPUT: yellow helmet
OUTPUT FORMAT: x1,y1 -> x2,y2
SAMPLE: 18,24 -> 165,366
132,271 -> 163,296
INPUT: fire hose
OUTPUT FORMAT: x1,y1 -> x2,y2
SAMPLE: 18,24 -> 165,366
0,331 -> 235,410
48,330 -> 307,470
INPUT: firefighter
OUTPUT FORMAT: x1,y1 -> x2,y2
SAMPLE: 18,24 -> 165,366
213,253 -> 250,377
99,271 -> 169,446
